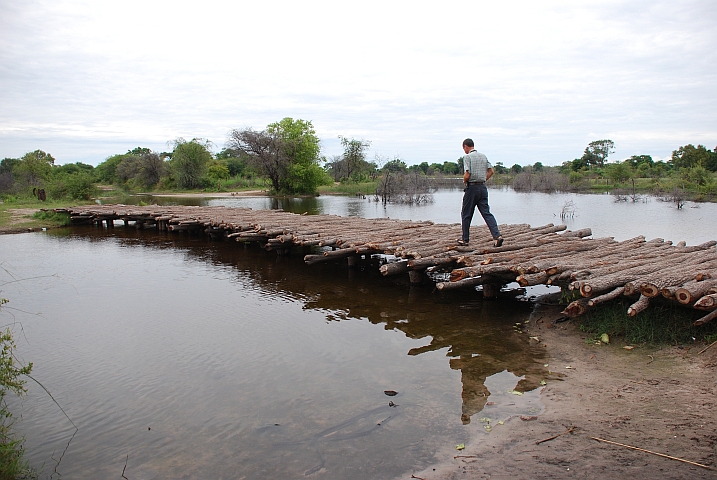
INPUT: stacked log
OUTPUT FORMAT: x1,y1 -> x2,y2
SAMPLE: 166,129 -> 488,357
56,204 -> 717,325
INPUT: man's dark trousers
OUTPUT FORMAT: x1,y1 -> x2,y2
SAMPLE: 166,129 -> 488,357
461,183 -> 500,242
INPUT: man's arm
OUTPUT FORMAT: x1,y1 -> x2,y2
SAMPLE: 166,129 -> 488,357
486,167 -> 494,181
463,170 -> 471,183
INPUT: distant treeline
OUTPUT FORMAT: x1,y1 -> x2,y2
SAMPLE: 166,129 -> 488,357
2,127 -> 716,202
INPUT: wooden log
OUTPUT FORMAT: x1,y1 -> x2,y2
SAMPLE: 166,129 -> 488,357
304,254 -> 325,265
562,298 -> 590,317
550,270 -> 574,285
516,272 -> 549,287
632,258 -> 717,297
277,234 -> 294,243
559,228 -> 592,238
322,247 -> 364,259
694,310 -> 717,326
675,280 -> 717,305
436,276 -> 485,290
579,268 -> 657,298
576,253 -> 707,297
693,293 -> 717,310
379,261 -> 410,276
407,257 -> 456,270
449,264 -> 515,282
588,286 -> 625,307
627,295 -> 650,317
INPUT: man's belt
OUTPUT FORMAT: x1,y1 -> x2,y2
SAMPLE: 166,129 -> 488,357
467,181 -> 485,185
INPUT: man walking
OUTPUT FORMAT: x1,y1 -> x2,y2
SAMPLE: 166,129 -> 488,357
459,138 -> 503,247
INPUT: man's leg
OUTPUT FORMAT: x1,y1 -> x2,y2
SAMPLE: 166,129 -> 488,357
476,185 -> 501,239
461,187 -> 477,242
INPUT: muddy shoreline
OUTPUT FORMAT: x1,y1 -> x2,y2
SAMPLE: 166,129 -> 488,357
407,304 -> 716,479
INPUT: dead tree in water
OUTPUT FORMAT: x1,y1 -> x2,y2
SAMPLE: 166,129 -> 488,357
375,171 -> 433,206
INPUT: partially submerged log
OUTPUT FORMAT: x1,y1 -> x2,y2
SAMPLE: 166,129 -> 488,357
436,276 -> 485,291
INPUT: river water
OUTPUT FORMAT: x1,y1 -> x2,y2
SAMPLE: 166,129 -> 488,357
2,188 -> 716,479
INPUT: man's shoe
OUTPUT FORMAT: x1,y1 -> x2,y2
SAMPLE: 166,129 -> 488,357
457,239 -> 469,246
494,237 -> 504,248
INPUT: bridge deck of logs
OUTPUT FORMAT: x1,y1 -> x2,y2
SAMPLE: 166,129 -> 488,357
56,204 -> 717,327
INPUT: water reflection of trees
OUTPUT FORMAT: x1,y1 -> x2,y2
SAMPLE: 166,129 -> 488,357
56,228 -> 548,423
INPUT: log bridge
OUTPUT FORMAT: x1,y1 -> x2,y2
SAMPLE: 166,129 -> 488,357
56,204 -> 717,327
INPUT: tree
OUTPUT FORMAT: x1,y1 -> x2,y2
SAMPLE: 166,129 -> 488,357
127,147 -> 152,156
533,162 -> 544,172
0,158 -> 20,176
137,152 -> 165,186
605,162 -> 632,184
95,154 -> 129,184
169,138 -> 212,189
494,162 -> 508,174
15,150 -> 55,185
670,144 -> 711,170
339,136 -> 371,181
207,160 -> 230,181
382,158 -> 408,173
54,162 -> 94,176
227,118 -> 325,194
511,164 -> 523,173
707,148 -> 717,172
442,161 -> 459,175
625,155 -> 653,168
581,140 -> 614,168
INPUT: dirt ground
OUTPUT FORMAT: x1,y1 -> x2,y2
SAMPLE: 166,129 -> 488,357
410,304 -> 717,480
0,208 -> 43,234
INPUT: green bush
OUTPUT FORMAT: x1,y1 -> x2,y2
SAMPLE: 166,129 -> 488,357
46,172 -> 97,200
0,300 -> 34,479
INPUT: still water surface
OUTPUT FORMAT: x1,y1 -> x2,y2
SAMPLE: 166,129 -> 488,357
3,188 -> 717,479
136,187 -> 717,245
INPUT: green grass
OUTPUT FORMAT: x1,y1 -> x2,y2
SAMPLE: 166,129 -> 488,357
0,412 -> 33,480
578,298 -> 717,345
0,198 -> 88,232
0,321 -> 35,480
318,181 -> 377,196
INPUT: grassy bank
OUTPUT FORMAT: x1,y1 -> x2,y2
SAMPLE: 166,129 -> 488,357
578,298 -> 717,345
318,181 -> 377,196
0,199 -> 82,233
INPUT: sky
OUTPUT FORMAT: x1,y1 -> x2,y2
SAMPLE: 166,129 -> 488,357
1,0 -> 715,167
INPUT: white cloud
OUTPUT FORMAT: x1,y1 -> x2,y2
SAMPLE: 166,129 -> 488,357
1,0 -> 715,166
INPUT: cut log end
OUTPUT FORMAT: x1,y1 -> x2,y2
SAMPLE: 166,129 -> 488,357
627,295 -> 650,317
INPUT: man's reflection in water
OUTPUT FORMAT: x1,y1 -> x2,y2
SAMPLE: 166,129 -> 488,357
409,330 -> 546,425
450,355 -> 491,424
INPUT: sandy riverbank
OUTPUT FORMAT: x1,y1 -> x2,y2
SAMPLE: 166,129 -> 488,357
406,303 -> 716,480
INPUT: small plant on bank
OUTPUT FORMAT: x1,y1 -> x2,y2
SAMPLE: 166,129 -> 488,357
31,210 -> 70,226
0,299 -> 35,479
578,298 -> 717,345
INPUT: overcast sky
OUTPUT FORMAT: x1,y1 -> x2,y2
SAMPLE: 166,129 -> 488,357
1,0 -> 715,167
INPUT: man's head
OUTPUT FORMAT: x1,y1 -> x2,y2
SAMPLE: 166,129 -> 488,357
462,138 -> 474,154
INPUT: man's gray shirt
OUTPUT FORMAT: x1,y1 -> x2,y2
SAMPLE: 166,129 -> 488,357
463,150 -> 492,182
